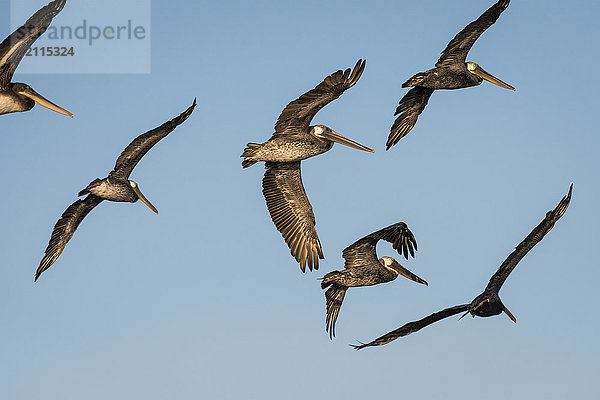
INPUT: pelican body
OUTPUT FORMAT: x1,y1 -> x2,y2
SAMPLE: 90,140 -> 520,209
242,59 -> 374,272
353,185 -> 572,349
77,177 -> 159,215
79,178 -> 145,204
35,100 -> 196,281
387,0 -> 514,149
0,1 -> 72,117
325,257 -> 415,288
243,125 -> 337,164
321,222 -> 427,338
404,61 -> 502,91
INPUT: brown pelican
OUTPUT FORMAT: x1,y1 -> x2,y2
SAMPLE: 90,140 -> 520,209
241,59 -> 374,272
35,100 -> 196,281
386,0 -> 514,149
0,0 -> 72,117
321,222 -> 428,339
353,185 -> 572,349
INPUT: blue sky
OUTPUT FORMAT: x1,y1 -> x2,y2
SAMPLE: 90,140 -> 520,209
1,1 -> 598,399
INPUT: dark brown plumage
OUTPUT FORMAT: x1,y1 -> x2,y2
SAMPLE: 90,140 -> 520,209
35,100 -> 196,281
242,60 -> 373,272
0,0 -> 72,116
36,195 -> 104,280
387,0 -> 514,149
262,161 -> 323,271
321,222 -> 427,339
354,185 -> 572,349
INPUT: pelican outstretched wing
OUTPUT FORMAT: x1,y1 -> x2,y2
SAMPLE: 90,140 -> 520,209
387,87 -> 434,149
273,59 -> 366,136
110,100 -> 196,180
262,161 -> 323,272
485,184 -> 572,294
324,222 -> 419,339
324,284 -> 348,339
436,0 -> 510,68
342,222 -> 417,269
35,194 -> 103,281
0,0 -> 66,87
352,304 -> 470,350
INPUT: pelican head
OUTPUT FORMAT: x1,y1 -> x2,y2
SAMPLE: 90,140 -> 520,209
11,82 -> 73,117
466,62 -> 515,91
380,256 -> 428,285
129,180 -> 158,214
460,292 -> 516,322
310,125 -> 374,153
380,256 -> 398,272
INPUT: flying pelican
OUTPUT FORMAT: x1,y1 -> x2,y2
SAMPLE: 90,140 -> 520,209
321,222 -> 428,339
241,59 -> 374,272
386,0 -> 514,149
0,0 -> 72,117
353,185 -> 572,349
35,100 -> 196,281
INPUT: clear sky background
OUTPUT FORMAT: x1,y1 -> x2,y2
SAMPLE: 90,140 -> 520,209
1,1 -> 598,399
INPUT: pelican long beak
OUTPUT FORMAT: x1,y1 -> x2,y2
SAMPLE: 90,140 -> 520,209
321,130 -> 374,153
17,86 -> 73,117
472,65 -> 515,91
458,310 -> 470,320
132,184 -> 158,214
503,305 -> 517,323
393,263 -> 428,285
